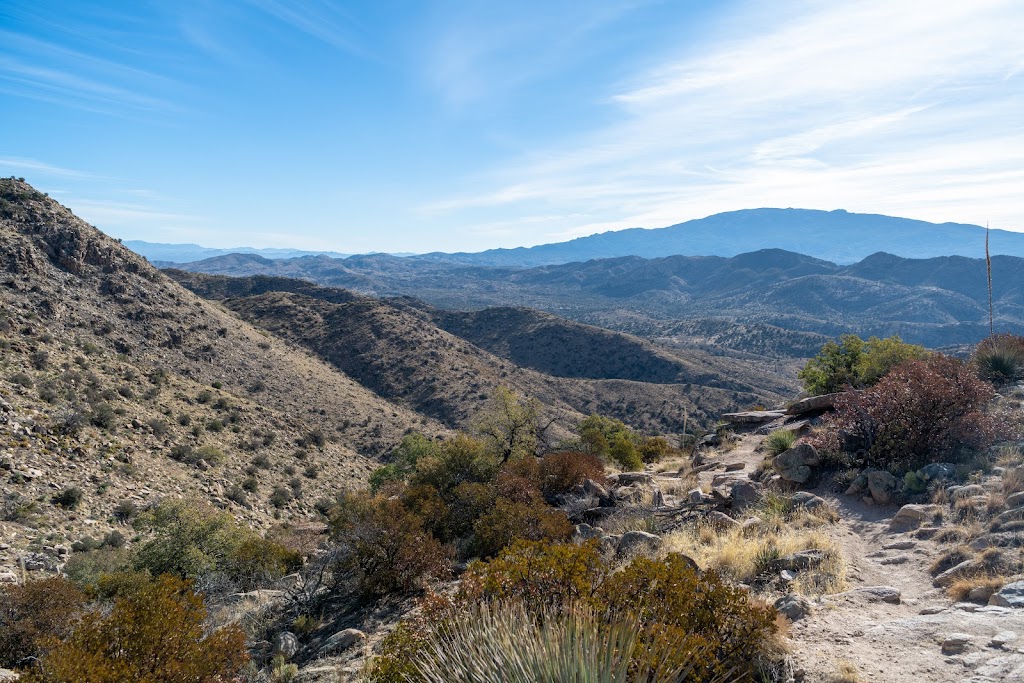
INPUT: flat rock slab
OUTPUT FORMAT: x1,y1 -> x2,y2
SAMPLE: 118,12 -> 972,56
786,392 -> 844,415
721,410 -> 785,424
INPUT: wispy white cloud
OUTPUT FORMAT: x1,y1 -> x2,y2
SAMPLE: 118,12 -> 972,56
427,0 -> 1024,240
0,156 -> 104,179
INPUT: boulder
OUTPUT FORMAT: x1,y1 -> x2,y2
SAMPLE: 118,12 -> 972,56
573,523 -> 602,541
786,393 -> 843,415
272,631 -> 300,660
706,511 -> 740,529
1006,491 -> 1024,509
774,443 -> 820,484
583,478 -> 612,504
791,491 -> 829,511
0,668 -> 19,682
770,549 -> 828,572
730,481 -> 763,509
616,531 -> 663,558
611,472 -> 653,486
774,594 -> 811,621
724,462 -> 745,472
918,462 -> 956,482
989,581 -> 1024,608
949,484 -> 985,500
995,506 -> 1024,526
969,532 -> 1024,550
687,488 -> 706,504
580,507 -> 617,526
319,628 -> 366,655
866,470 -> 900,505
889,504 -> 938,532
933,559 -> 978,588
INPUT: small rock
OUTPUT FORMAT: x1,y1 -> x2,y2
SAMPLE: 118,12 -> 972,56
272,631 -> 299,660
995,506 -> 1024,525
616,530 -> 663,558
918,462 -> 956,481
989,631 -> 1017,649
687,488 -> 706,503
319,628 -> 366,655
968,586 -> 992,602
989,580 -> 1024,608
0,571 -> 18,584
740,517 -> 763,535
1005,491 -> 1024,509
880,555 -> 909,565
582,478 -> 611,501
849,586 -> 901,604
882,540 -> 915,550
780,569 -> 797,582
611,472 -> 653,486
724,462 -> 745,472
774,593 -> 811,620
941,633 -> 972,655
0,668 -> 20,682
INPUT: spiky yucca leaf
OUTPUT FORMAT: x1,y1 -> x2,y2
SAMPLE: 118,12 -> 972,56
412,601 -> 730,683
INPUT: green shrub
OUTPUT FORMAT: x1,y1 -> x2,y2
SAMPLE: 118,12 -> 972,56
538,451 -> 605,500
52,487 -> 83,509
132,499 -> 300,590
470,498 -> 573,559
473,387 -> 542,463
764,429 -> 797,457
368,464 -> 404,493
638,436 -> 671,463
798,334 -> 928,395
816,354 -> 1003,472
63,548 -> 132,592
23,576 -> 248,683
975,333 -> 1024,385
609,433 -> 643,471
410,434 -> 499,496
89,403 -> 116,429
11,371 -> 33,389
0,577 -> 87,668
330,494 -> 452,597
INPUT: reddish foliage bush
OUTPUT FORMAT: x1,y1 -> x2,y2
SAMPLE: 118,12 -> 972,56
538,451 -> 606,500
0,577 -> 87,669
817,354 -> 1002,471
493,457 -> 543,503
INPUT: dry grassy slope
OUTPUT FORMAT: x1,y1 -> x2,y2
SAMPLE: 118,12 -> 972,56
0,180 -> 445,558
220,290 -> 779,435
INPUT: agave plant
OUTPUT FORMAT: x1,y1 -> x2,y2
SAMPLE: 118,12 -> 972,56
412,600 -> 732,683
975,333 -> 1024,385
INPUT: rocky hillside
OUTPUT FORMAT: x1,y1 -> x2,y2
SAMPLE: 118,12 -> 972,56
193,287 -> 789,435
0,179 -> 447,571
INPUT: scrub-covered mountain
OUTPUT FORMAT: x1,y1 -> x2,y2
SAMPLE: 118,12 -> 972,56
167,248 -> 1024,350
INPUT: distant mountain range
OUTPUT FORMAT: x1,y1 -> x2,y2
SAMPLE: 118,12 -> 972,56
165,248 -> 1024,351
124,240 -> 354,263
135,208 -> 1024,266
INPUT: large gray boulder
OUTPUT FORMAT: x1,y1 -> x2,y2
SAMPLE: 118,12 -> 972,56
990,581 -> 1024,608
318,628 -> 366,655
786,393 -> 843,415
866,470 -> 900,505
730,481 -> 764,509
774,594 -> 811,620
774,443 -> 820,484
616,530 -> 663,558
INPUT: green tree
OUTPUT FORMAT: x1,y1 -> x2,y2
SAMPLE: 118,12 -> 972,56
798,334 -> 927,395
473,387 -> 542,464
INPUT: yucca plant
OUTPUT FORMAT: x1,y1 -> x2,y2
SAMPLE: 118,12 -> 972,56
412,601 -> 732,683
975,333 -> 1024,385
764,429 -> 797,457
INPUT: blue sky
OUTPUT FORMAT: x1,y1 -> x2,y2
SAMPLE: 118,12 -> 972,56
1,0 -> 1022,253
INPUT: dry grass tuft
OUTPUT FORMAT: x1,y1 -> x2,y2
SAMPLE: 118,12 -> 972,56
664,499 -> 846,595
826,660 -> 862,683
929,546 -> 974,576
1003,466 -> 1024,497
946,575 -> 1007,603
